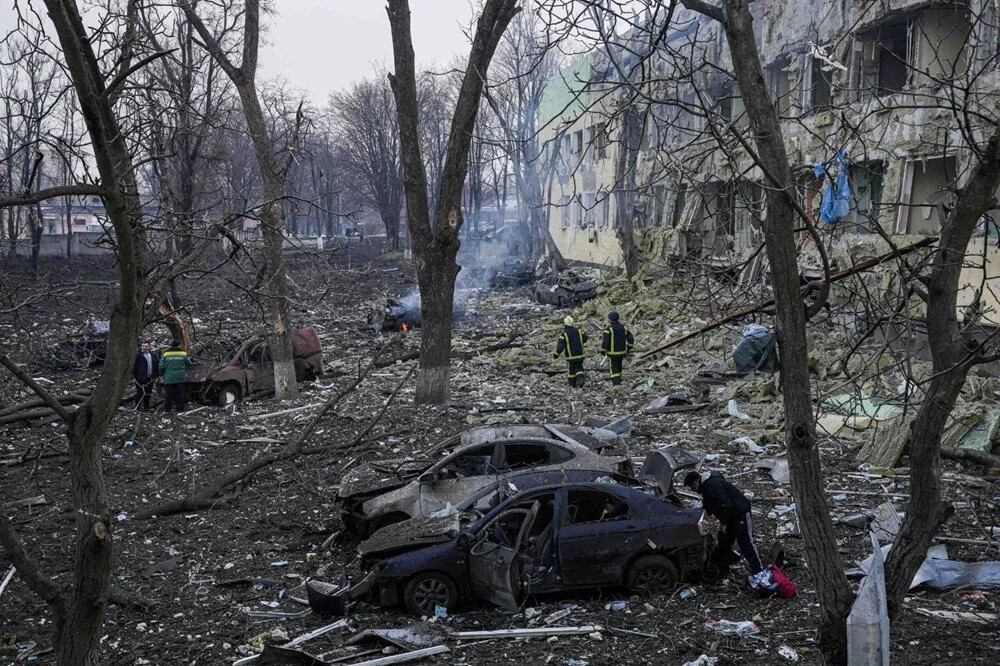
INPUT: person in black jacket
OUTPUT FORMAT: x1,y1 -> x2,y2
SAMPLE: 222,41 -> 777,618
685,470 -> 762,574
554,316 -> 587,387
600,311 -> 634,385
132,341 -> 160,411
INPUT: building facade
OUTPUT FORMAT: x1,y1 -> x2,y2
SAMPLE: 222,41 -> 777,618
539,0 -> 1000,311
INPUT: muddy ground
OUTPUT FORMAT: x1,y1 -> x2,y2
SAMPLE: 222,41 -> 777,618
1,242 -> 999,665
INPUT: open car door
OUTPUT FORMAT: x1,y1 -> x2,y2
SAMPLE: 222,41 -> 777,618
467,500 -> 540,610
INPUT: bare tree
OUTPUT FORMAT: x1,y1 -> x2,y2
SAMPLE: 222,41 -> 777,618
484,9 -> 567,269
328,73 -> 404,248
0,0 -> 154,662
182,0 -> 299,400
387,0 -> 521,404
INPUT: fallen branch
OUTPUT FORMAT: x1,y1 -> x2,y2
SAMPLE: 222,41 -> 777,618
136,354 -> 386,519
0,514 -> 65,624
941,446 -> 1000,469
0,353 -> 72,422
108,586 -> 155,610
640,237 -> 938,358
2,495 -> 47,510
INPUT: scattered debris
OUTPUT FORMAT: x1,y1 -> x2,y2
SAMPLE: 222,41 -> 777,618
755,457 -> 790,484
913,609 -> 999,624
778,645 -> 800,662
726,399 -> 751,421
847,533 -> 890,666
703,619 -> 760,637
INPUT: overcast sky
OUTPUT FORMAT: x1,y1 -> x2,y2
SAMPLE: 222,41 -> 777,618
260,1 -> 475,100
260,0 -> 472,103
0,1 -> 475,101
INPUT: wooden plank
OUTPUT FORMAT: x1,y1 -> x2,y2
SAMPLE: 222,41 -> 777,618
232,619 -> 349,666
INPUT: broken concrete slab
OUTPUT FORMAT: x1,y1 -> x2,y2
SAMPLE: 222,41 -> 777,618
856,414 -> 911,468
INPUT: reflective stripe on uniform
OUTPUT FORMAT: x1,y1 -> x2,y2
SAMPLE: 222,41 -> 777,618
562,332 -> 585,360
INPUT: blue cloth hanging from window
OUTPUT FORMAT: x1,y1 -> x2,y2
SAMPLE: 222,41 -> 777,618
814,149 -> 851,223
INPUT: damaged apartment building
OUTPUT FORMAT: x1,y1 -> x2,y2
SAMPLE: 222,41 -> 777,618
540,0 -> 1000,310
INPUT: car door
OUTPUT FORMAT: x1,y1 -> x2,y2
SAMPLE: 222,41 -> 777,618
245,341 -> 274,394
467,499 -> 541,610
556,488 -> 648,586
414,443 -> 501,516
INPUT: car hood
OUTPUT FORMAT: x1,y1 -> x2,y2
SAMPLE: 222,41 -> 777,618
339,459 -> 418,499
358,510 -> 464,557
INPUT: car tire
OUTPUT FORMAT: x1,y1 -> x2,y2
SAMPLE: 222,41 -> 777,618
216,383 -> 241,407
403,572 -> 459,616
625,554 -> 678,596
368,512 -> 409,536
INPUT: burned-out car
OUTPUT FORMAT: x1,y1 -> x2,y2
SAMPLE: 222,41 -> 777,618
184,327 -> 323,405
337,424 -> 630,536
489,259 -> 536,289
534,270 -> 597,307
354,481 -> 709,615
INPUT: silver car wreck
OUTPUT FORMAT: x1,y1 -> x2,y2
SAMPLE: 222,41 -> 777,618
337,424 -> 631,536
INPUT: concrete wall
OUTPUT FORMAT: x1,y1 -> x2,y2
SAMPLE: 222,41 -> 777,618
7,232 -> 114,258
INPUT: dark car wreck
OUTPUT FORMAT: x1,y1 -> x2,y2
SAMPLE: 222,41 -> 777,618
337,424 -> 631,536
352,480 -> 709,616
534,270 -> 598,307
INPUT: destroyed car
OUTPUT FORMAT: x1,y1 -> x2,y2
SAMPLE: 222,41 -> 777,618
367,293 -> 467,333
357,468 -> 638,559
489,259 -> 536,289
353,481 -> 708,615
534,270 -> 597,307
184,327 -> 323,405
337,424 -> 630,535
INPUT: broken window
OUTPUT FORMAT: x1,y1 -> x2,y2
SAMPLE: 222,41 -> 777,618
855,6 -> 971,100
502,443 -> 552,471
441,444 -> 495,478
856,18 -> 910,99
846,162 -> 886,232
73,217 -> 87,227
559,195 -> 571,229
805,55 -> 833,113
247,342 -> 271,365
565,489 -> 629,524
896,155 -> 957,235
652,185 -> 666,227
592,122 -> 609,160
574,130 -> 583,156
767,55 -> 796,117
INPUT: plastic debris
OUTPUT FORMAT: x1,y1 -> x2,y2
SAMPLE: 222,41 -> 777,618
778,645 -> 800,662
727,399 -> 751,420
704,619 -> 760,637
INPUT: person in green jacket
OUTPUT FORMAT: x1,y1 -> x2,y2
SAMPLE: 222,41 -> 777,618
159,346 -> 193,411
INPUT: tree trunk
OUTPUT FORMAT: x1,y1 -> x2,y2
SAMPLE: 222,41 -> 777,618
613,104 -> 641,282
387,0 -> 519,405
680,0 -> 855,660
884,133 -> 1000,616
33,3 -> 151,663
183,0 -> 299,400
415,250 -> 459,402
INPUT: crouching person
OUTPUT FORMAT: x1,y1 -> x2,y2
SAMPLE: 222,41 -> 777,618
685,470 -> 762,575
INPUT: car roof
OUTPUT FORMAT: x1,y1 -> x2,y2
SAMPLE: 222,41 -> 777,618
458,469 -> 633,508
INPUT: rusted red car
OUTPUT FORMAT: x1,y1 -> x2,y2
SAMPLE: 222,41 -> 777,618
185,328 -> 323,405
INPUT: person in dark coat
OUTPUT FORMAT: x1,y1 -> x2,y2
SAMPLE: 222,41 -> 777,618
132,342 -> 160,411
600,311 -> 634,385
159,346 -> 193,412
685,470 -> 762,574
554,316 -> 587,387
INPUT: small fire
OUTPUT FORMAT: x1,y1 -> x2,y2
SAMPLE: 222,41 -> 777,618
401,322 -> 409,333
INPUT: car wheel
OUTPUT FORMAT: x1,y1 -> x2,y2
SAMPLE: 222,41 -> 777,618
368,512 -> 409,536
216,383 -> 240,407
625,554 -> 678,595
403,572 -> 459,616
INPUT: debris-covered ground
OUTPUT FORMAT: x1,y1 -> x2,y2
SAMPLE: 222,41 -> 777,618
2,244 -> 999,665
